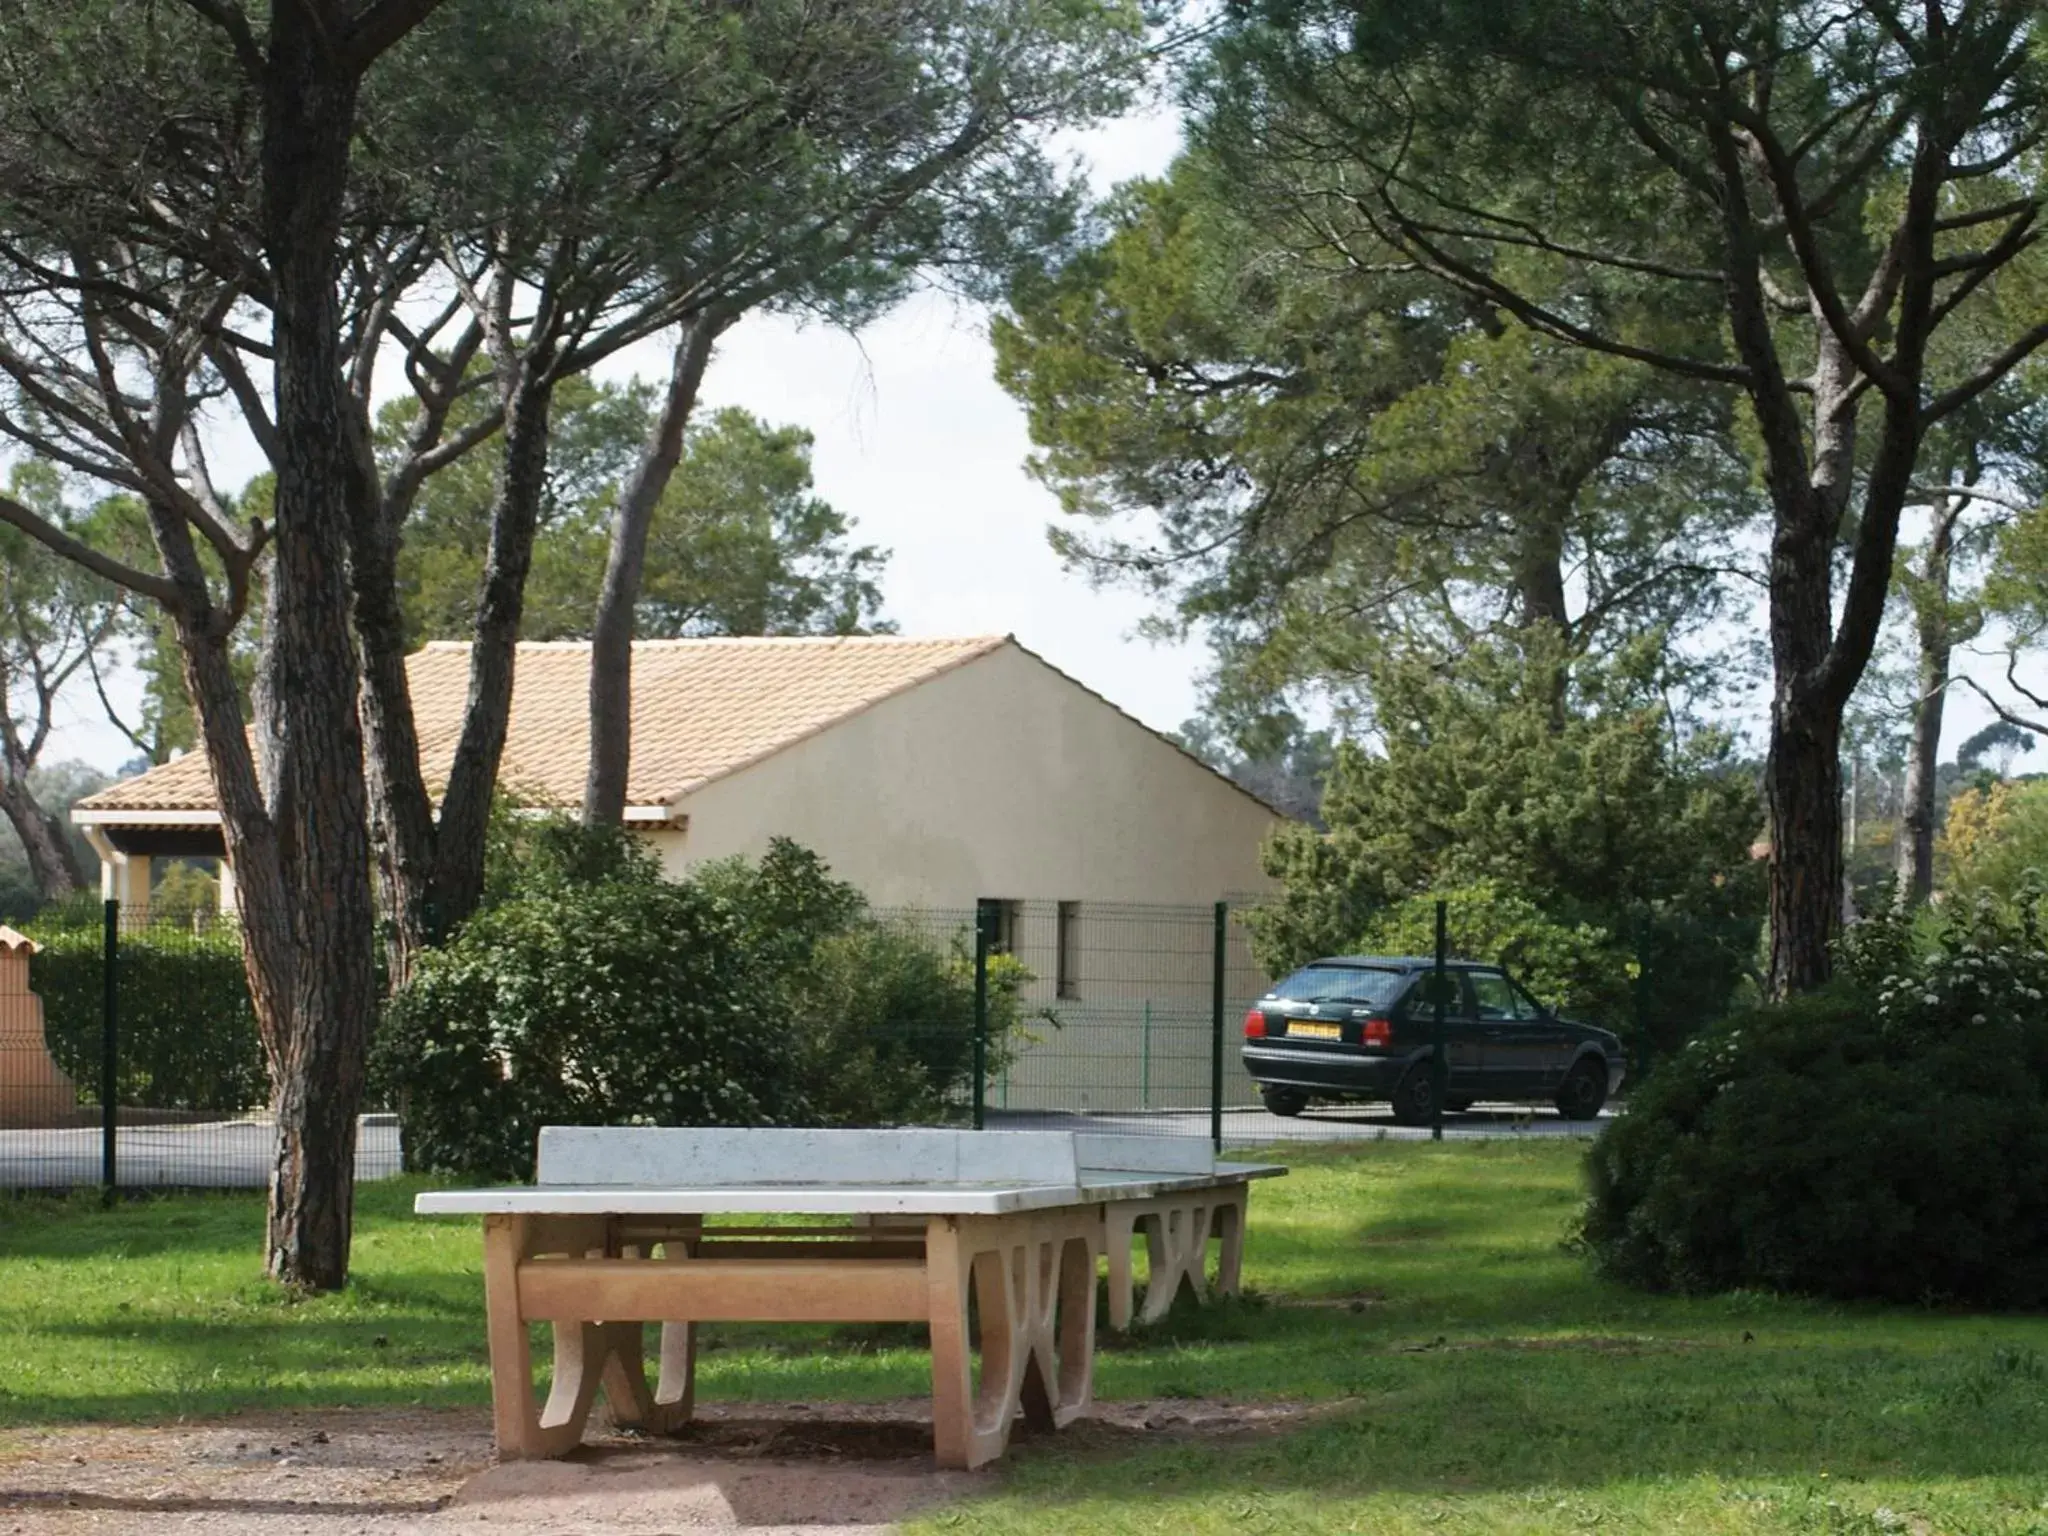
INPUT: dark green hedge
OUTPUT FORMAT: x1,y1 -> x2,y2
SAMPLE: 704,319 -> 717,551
1580,978 -> 2048,1308
374,875 -> 810,1180
27,918 -> 267,1114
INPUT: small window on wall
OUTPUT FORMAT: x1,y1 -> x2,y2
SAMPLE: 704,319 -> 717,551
1056,901 -> 1081,999
983,899 -> 1022,955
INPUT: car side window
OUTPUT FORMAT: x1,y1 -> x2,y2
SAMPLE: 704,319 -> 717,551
1469,972 -> 1532,1021
1406,971 -> 1461,1015
1511,980 -> 1547,1019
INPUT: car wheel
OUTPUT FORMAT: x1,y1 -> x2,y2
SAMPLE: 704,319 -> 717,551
1443,1098 -> 1474,1114
1390,1067 -> 1438,1127
1554,1059 -> 1608,1121
1260,1086 -> 1309,1118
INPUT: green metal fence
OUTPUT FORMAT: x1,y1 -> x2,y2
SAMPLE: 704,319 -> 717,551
0,901 -> 327,1192
975,898 -> 1266,1135
7,893 -> 1469,1194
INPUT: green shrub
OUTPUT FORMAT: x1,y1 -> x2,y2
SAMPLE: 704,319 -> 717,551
378,831 -> 1050,1176
27,913 -> 267,1114
784,921 -> 1041,1124
477,808 -> 659,913
1580,899 -> 2048,1307
695,839 -> 1048,1122
374,868 -> 807,1180
1941,778 -> 2048,907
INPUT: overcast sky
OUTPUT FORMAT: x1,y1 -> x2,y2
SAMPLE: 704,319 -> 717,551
30,101 -> 2033,782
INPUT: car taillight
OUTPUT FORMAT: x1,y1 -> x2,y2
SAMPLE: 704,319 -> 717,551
1243,1009 -> 1267,1039
1362,1016 -> 1392,1047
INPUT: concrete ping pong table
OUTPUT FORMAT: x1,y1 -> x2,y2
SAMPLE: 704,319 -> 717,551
417,1127 -> 1284,1467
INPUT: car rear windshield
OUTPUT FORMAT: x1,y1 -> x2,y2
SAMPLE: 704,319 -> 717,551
1267,965 -> 1408,1008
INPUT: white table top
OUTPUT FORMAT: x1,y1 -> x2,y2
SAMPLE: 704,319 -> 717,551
415,1162 -> 1283,1218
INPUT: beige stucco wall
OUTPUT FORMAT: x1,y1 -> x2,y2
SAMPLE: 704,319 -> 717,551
649,642 -> 1283,1113
657,641 -> 1280,909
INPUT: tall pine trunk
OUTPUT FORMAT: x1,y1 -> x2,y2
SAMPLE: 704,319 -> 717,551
1765,696 -> 1845,991
584,317 -> 718,825
352,290 -> 565,979
1762,451 -> 1847,993
349,462 -> 441,985
255,11 -> 379,1291
1897,500 -> 1959,907
432,357 -> 559,928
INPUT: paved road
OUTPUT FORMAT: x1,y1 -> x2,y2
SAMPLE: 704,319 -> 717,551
0,1116 -> 403,1190
0,1102 -> 1609,1190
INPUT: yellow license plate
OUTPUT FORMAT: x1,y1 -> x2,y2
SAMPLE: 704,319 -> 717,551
1289,1021 -> 1342,1040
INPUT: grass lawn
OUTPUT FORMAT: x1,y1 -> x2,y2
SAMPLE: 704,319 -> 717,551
4,1142 -> 2048,1533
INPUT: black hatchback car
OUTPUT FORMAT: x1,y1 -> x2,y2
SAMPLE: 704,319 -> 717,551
1241,956 -> 1625,1124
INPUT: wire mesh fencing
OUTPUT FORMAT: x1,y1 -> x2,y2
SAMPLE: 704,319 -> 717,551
0,902 -> 400,1192
9,890 -> 1547,1195
978,900 -> 1265,1129
804,904 -> 986,1130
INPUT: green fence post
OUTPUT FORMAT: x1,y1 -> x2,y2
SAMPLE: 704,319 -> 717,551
1141,999 -> 1152,1111
1432,898 -> 1448,1144
972,899 -> 991,1131
101,899 -> 117,1198
1210,901 -> 1226,1153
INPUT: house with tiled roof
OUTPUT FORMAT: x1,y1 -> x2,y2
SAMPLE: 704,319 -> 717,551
76,634 -> 1285,1112
75,633 -> 1281,916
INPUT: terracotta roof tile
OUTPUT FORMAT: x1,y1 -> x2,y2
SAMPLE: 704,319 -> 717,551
77,636 -> 1009,817
74,747 -> 218,813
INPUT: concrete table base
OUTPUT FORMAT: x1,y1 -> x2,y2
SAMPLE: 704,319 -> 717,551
425,1128 -> 1283,1469
476,1207 -> 1105,1469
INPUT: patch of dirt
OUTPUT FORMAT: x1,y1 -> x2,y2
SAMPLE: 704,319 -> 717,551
0,1397 -> 1324,1535
0,1407 -> 486,1536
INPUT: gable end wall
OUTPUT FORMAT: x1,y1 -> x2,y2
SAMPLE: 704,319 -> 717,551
659,643 -> 1280,908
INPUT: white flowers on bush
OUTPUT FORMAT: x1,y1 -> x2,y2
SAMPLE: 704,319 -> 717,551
1862,893 -> 2048,1033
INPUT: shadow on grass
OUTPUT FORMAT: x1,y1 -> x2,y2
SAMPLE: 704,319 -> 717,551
0,1179 -> 454,1263
1,1310 -> 944,1425
0,1190 -> 267,1262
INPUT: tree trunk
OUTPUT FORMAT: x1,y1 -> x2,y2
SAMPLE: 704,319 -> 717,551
350,469 -> 441,986
0,775 -> 84,899
1712,172 -> 1907,997
1766,695 -> 1844,992
346,384 -> 442,990
1514,521 -> 1570,635
1759,356 -> 1850,996
584,317 -> 718,826
1512,496 -> 1573,726
349,316 -> 493,988
1896,506 -> 1956,907
432,357 -> 559,929
172,600 -> 295,1092
256,11 -> 379,1292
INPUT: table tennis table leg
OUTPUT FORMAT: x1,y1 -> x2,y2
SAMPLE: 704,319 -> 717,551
926,1210 -> 1100,1469
1100,1184 -> 1252,1329
483,1212 -> 617,1458
600,1222 -> 700,1436
1103,1203 -> 1134,1330
1212,1185 -> 1248,1297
